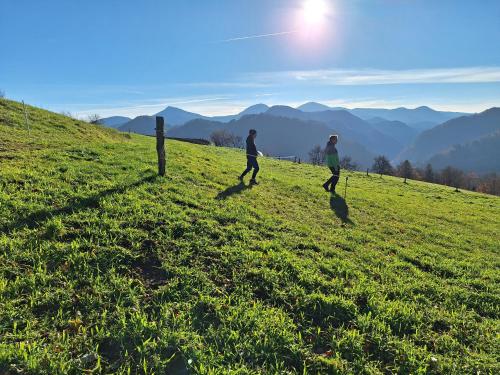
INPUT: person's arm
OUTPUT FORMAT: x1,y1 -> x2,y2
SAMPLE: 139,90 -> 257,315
324,143 -> 331,154
249,139 -> 258,156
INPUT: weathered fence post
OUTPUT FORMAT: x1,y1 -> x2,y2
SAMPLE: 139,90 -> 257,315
344,176 -> 349,199
156,116 -> 166,176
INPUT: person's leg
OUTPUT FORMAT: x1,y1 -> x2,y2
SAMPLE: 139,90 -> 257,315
240,158 -> 253,179
330,167 -> 340,192
250,158 -> 260,182
323,167 -> 335,191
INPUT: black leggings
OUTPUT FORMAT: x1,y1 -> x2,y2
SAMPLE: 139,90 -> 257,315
241,156 -> 259,180
325,166 -> 340,189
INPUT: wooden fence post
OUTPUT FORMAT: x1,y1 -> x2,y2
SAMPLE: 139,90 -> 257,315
156,116 -> 166,176
344,176 -> 349,199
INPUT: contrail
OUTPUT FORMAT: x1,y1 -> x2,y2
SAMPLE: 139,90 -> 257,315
216,30 -> 299,43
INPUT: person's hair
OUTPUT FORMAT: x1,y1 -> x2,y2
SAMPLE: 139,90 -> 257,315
329,134 -> 338,141
249,129 -> 257,135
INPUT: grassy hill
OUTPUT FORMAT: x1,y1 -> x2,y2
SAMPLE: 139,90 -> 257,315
1,99 -> 499,374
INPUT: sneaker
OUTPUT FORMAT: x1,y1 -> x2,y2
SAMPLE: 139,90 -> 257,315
250,179 -> 259,185
322,183 -> 330,192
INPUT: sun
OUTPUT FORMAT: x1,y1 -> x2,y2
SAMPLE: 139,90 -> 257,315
302,0 -> 330,26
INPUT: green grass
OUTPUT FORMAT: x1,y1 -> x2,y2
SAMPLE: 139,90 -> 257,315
1,98 -> 499,374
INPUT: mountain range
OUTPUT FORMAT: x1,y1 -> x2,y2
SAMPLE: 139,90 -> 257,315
168,113 -> 376,168
101,102 -> 500,173
99,116 -> 131,128
397,108 -> 500,169
109,102 -> 467,135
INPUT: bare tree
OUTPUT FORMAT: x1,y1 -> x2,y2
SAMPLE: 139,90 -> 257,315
371,155 -> 394,176
340,156 -> 358,171
439,166 -> 464,188
210,130 -> 243,148
308,144 -> 325,165
396,160 -> 415,182
87,114 -> 102,124
477,173 -> 499,196
231,135 -> 244,149
423,163 -> 435,183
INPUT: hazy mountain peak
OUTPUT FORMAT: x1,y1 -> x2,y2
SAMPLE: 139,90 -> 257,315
238,103 -> 269,116
297,102 -> 331,112
415,105 -> 434,111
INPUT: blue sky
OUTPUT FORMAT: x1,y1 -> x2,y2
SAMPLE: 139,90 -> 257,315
1,0 -> 500,118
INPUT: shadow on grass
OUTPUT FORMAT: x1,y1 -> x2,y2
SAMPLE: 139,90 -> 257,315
216,181 -> 252,200
330,193 -> 354,225
5,171 -> 158,232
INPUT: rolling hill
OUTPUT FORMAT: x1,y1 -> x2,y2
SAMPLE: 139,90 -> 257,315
154,106 -> 209,126
367,118 -> 419,146
349,106 -> 468,127
168,113 -> 376,168
256,106 -> 404,158
118,115 -> 157,135
428,131 -> 500,173
100,116 -> 131,128
118,104 -> 271,135
398,107 -> 500,168
1,99 -> 499,374
294,102 -> 468,129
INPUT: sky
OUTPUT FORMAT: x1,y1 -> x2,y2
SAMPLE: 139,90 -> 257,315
1,0 -> 500,118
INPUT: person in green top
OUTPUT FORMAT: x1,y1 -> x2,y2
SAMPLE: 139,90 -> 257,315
323,135 -> 340,193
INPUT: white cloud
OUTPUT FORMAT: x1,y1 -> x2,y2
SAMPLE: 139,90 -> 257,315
72,95 -> 233,118
246,66 -> 500,85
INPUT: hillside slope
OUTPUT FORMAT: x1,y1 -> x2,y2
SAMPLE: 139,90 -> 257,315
1,99 -> 499,374
398,107 -> 500,165
168,113 -> 376,168
428,131 -> 500,173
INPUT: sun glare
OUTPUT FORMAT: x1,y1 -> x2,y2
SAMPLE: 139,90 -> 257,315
302,0 -> 330,26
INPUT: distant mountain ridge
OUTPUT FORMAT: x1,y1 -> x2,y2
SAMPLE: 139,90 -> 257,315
108,102 -> 469,134
398,108 -> 500,172
295,102 -> 469,130
398,107 -> 500,166
263,106 -> 404,158
118,116 -> 157,135
428,131 -> 500,173
155,106 -> 209,126
100,116 -> 131,128
117,104 -> 270,134
168,113 -> 376,168
112,102 -> 500,173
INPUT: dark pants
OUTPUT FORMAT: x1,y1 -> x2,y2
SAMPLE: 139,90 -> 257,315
325,166 -> 340,190
241,156 -> 259,180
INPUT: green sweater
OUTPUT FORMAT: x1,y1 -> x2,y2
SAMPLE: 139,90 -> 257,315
325,142 -> 339,168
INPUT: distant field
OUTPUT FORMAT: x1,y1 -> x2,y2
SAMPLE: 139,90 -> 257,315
1,99 -> 499,374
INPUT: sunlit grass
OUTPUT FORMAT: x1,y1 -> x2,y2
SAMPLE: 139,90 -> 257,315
1,98 -> 499,374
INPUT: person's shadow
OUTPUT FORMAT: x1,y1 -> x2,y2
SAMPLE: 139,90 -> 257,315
330,193 -> 354,225
216,182 -> 252,200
